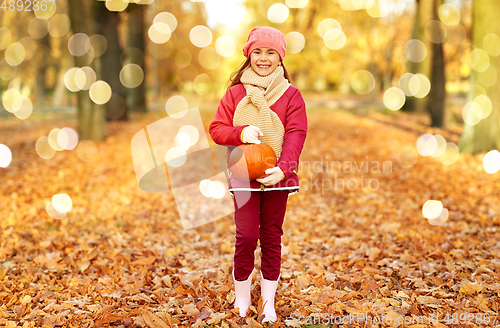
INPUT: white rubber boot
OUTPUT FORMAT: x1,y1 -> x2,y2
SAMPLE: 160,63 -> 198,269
260,270 -> 281,323
232,268 -> 252,317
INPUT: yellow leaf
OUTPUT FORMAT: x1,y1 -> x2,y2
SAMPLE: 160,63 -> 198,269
131,256 -> 156,266
459,282 -> 483,295
142,309 -> 169,328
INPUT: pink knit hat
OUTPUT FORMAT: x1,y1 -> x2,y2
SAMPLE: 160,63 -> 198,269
242,26 -> 287,60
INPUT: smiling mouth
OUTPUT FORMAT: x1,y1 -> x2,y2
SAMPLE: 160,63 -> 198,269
257,65 -> 270,69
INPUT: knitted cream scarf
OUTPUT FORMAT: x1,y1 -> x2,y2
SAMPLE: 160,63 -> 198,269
232,65 -> 291,159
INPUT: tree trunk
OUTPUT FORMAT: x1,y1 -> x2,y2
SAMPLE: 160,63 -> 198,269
459,0 -> 500,154
427,0 -> 446,127
94,1 -> 129,121
127,3 -> 147,114
401,0 -> 432,113
67,0 -> 106,141
36,34 -> 50,107
401,0 -> 446,128
340,39 -> 352,95
51,39 -> 72,108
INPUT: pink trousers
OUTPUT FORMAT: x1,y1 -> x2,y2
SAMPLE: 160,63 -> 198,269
232,190 -> 289,281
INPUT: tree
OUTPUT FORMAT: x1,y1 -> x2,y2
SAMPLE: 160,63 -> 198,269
67,0 -> 106,140
94,1 -> 129,121
126,3 -> 147,114
402,0 -> 446,129
35,34 -> 50,107
458,0 -> 500,154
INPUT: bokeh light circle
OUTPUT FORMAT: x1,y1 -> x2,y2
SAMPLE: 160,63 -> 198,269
0,144 -> 12,168
5,42 -> 26,66
46,202 -> 66,219
383,87 -> 406,110
317,18 -> 341,39
438,142 -> 459,166
323,29 -> 346,50
190,26 -> 212,48
474,95 -> 492,119
422,200 -> 443,219
87,34 -> 108,58
178,125 -> 199,146
215,36 -> 236,57
58,127 -> 79,150
36,136 -> 56,160
416,134 -> 437,156
462,101 -> 482,126
430,134 -> 447,157
2,88 -> 21,113
350,70 -> 375,94
105,0 -> 128,12
483,33 -> 500,57
194,74 -> 212,95
120,64 -> 144,88
48,128 -> 64,151
12,95 -> 33,120
89,81 -> 112,105
64,67 -> 81,92
165,147 -> 187,167
396,145 -> 418,168
166,95 -> 189,118
410,74 -> 431,98
483,150 -> 500,174
286,32 -> 305,54
148,22 -> 171,44
424,20 -> 447,44
28,18 -> 49,39
478,64 -> 498,87
48,14 -> 71,38
198,47 -> 220,70
52,194 -> 72,213
428,208 -> 448,226
438,3 -> 460,26
209,181 -> 226,199
267,3 -> 289,23
19,37 -> 37,61
366,0 -> 390,18
286,0 -> 308,8
77,140 -> 99,162
470,48 -> 490,72
68,33 -> 91,56
153,12 -> 177,32
404,39 -> 427,63
398,73 -> 415,96
75,66 -> 97,90
199,179 -> 211,197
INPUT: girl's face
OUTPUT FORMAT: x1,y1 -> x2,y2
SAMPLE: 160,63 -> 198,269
250,48 -> 281,76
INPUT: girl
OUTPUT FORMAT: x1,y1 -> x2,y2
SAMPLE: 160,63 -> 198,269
209,26 -> 307,323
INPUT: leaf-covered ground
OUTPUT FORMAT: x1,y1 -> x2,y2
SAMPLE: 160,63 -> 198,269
1,99 -> 499,328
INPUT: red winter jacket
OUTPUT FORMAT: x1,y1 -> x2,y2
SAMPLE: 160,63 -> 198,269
209,83 -> 307,195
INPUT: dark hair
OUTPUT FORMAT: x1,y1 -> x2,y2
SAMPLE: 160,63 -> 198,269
225,56 -> 293,93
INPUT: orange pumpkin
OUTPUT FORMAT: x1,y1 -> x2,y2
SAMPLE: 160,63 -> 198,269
228,143 -> 277,182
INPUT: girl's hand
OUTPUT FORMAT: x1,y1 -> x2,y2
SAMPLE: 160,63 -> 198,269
242,125 -> 264,144
256,166 -> 285,186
